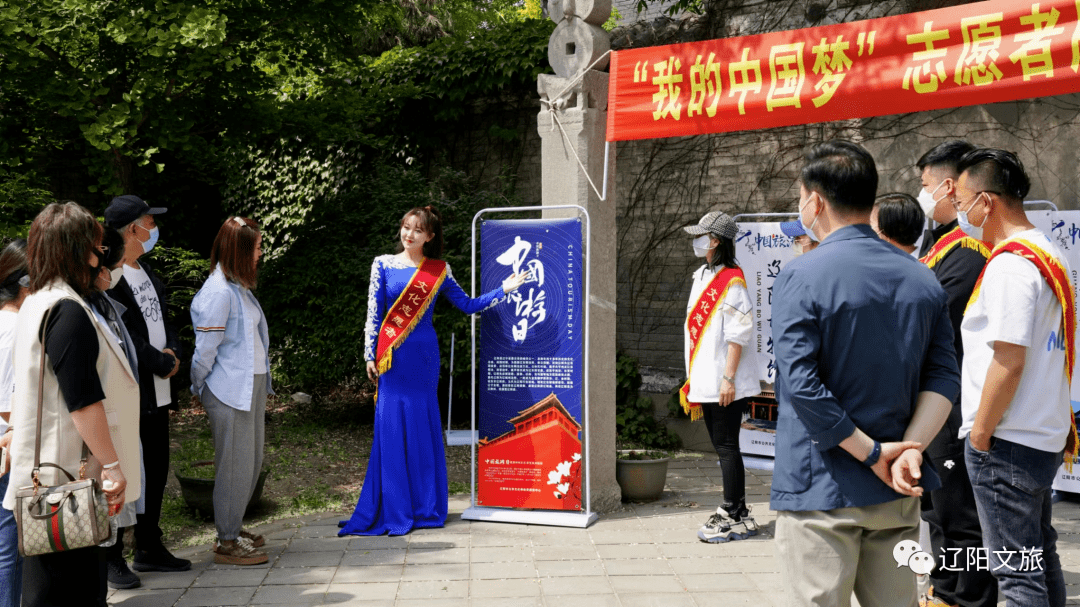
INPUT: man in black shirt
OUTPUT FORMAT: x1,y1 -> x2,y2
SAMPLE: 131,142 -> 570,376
103,196 -> 188,588
916,141 -> 995,607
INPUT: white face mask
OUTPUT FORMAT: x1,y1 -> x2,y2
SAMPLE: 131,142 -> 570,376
692,235 -> 715,258
917,180 -> 948,221
956,193 -> 989,241
799,195 -> 820,243
108,267 -> 124,290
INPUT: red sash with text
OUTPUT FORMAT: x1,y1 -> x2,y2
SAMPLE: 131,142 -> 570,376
679,267 -> 745,422
966,239 -> 1078,471
375,258 -> 447,375
919,227 -> 990,270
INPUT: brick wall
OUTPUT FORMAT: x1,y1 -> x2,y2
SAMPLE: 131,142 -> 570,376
449,0 -> 1080,389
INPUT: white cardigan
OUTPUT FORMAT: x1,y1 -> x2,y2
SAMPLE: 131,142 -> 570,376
3,280 -> 141,509
683,265 -> 761,403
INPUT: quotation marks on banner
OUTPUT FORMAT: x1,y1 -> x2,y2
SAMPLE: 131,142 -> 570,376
893,539 -> 935,575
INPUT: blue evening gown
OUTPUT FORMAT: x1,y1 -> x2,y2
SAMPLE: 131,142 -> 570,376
339,255 -> 503,536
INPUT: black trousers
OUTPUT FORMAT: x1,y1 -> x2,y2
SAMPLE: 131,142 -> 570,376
134,407 -> 170,551
23,546 -> 107,607
700,398 -> 751,507
921,435 -> 998,607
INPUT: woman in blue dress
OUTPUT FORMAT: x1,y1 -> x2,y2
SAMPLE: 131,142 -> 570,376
340,206 -> 526,536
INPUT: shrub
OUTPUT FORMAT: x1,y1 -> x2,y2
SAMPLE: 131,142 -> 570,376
616,353 -> 680,450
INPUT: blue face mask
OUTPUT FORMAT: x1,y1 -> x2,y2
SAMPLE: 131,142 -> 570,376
799,195 -> 820,243
138,225 -> 160,254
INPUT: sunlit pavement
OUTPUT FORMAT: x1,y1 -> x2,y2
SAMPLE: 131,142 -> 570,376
107,458 -> 1080,606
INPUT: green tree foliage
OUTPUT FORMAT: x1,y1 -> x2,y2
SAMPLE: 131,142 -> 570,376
0,0 -> 537,197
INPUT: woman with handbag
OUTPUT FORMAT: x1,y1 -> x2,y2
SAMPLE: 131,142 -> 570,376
2,202 -> 140,607
0,238 -> 28,607
339,206 -> 526,537
190,216 -> 272,566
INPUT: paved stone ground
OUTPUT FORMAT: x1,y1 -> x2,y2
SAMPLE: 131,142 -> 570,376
107,458 -> 1080,606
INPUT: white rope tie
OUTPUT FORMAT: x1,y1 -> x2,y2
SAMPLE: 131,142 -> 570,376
539,50 -> 613,201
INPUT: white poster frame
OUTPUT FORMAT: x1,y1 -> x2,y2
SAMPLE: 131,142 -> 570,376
461,205 -> 598,528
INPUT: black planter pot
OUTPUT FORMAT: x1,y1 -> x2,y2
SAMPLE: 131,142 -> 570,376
174,460 -> 268,517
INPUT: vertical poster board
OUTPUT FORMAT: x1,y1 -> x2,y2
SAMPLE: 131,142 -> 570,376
477,219 -> 584,511
1049,210 -> 1080,492
733,220 -> 797,458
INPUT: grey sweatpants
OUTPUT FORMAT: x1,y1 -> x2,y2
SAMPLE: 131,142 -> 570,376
203,376 -> 266,541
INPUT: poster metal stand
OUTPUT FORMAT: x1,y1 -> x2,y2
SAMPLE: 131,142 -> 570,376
461,205 -> 597,528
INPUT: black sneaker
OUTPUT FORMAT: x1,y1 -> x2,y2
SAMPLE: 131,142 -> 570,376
107,557 -> 141,589
132,548 -> 192,573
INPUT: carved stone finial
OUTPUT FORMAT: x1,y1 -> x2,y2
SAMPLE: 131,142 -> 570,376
547,0 -> 611,79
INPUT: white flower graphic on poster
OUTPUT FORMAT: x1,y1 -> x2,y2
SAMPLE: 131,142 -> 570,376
545,452 -> 582,509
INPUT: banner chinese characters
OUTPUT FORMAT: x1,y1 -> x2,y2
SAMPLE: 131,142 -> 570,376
608,0 -> 1080,141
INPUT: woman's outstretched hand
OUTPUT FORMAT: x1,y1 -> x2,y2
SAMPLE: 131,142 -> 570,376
366,361 -> 378,383
502,271 -> 530,294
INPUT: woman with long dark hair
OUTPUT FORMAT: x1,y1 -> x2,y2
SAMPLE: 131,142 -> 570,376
3,202 -> 139,606
339,206 -> 526,536
190,216 -> 272,566
680,211 -> 760,543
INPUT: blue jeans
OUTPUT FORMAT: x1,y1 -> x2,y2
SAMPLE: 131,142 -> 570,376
965,436 -> 1064,607
0,474 -> 22,607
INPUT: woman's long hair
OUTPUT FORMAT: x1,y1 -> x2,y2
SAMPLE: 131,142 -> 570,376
27,201 -> 102,298
706,234 -> 738,271
210,216 -> 261,289
0,238 -> 28,306
396,206 -> 444,259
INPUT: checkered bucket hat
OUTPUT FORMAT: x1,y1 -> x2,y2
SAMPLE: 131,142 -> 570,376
683,211 -> 739,240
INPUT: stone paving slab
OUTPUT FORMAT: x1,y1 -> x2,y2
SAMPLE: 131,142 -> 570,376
104,463 -> 1080,606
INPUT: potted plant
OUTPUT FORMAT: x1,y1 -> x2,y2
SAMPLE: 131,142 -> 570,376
174,461 -> 268,517
615,354 -> 681,502
616,449 -> 671,502
172,432 -> 268,517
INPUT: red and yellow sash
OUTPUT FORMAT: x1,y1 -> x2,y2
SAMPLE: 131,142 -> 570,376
919,226 -> 990,269
680,267 -> 745,421
966,239 -> 1078,471
375,258 -> 447,375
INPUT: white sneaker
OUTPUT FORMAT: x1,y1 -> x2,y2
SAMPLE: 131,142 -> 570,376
697,505 -> 758,543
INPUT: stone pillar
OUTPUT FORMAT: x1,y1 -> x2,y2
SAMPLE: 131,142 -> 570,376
537,0 -> 621,512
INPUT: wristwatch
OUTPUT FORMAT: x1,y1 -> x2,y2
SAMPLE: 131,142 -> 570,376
863,441 -> 882,467
722,374 -> 734,384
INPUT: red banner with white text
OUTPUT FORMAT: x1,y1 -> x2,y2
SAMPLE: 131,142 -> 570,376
607,0 -> 1080,141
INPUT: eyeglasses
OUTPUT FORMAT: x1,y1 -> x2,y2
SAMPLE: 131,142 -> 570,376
951,191 -> 999,212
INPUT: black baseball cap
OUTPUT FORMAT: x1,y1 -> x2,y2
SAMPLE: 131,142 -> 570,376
104,195 -> 167,229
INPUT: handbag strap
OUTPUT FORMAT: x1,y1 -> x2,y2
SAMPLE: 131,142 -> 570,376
32,302 -> 91,489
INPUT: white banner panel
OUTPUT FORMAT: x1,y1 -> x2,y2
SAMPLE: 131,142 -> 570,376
1048,210 -> 1080,492
734,221 -> 797,386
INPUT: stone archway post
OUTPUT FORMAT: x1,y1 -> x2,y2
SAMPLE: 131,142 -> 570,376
537,0 -> 621,512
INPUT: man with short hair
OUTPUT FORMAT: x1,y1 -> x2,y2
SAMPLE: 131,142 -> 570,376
914,141 -> 996,607
103,195 -> 189,588
771,140 -> 960,606
956,149 -> 1072,606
